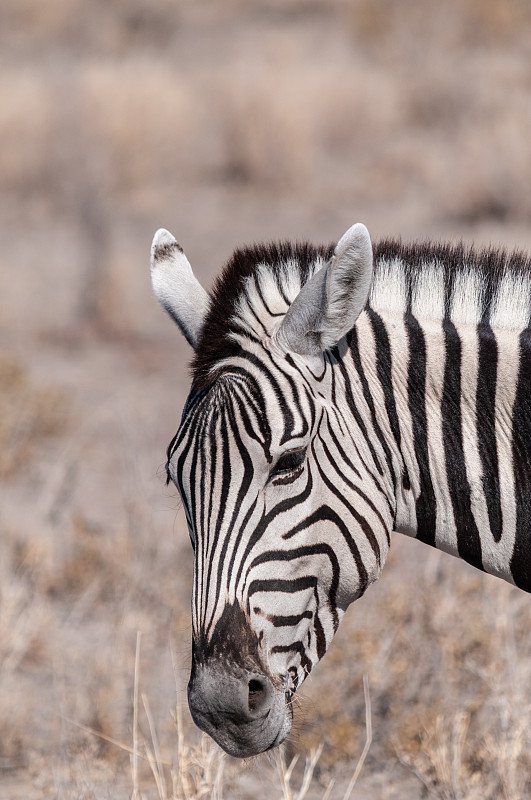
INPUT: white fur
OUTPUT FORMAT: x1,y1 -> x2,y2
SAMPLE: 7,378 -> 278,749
490,271 -> 531,330
150,228 -> 209,348
474,327 -> 520,582
411,261 -> 445,321
450,269 -> 484,326
256,264 -> 290,315
457,326 -> 491,553
369,257 -> 407,316
280,259 -> 305,303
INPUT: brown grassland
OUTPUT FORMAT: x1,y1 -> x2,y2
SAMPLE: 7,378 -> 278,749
1,1 -> 531,797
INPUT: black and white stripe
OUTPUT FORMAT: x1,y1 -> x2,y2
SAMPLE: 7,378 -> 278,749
152,225 -> 531,754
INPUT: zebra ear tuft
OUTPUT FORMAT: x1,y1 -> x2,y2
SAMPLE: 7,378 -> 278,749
276,223 -> 373,356
150,228 -> 209,349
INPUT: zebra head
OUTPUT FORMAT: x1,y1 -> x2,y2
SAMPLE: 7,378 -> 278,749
151,225 -> 394,757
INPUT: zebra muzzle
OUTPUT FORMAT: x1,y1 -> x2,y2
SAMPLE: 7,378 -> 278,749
187,663 -> 292,757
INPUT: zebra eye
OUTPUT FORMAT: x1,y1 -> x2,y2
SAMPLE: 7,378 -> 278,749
271,449 -> 306,484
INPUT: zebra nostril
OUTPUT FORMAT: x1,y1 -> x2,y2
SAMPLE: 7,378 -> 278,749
248,677 -> 269,714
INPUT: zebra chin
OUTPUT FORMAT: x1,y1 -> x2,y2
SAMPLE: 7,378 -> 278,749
187,664 -> 293,757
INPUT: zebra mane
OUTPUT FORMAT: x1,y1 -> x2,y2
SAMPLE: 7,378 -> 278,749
192,241 -> 334,387
192,238 -> 531,389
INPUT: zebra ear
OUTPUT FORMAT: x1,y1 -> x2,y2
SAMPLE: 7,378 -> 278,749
150,228 -> 209,349
276,223 -> 373,356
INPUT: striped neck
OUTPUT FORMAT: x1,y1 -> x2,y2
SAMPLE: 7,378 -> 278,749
360,258 -> 530,589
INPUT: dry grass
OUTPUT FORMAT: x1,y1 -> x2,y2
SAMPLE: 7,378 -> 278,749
0,358 -> 68,478
2,0 -> 531,797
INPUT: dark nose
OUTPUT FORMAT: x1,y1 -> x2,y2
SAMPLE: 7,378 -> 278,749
188,665 -> 285,757
247,676 -> 271,715
189,667 -> 273,724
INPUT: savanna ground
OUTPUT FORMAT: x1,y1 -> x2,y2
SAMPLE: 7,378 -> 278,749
2,1 -> 531,798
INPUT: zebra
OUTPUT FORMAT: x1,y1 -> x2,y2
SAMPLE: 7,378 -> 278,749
150,223 -> 531,758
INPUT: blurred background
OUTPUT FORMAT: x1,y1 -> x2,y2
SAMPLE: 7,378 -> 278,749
2,1 -> 531,798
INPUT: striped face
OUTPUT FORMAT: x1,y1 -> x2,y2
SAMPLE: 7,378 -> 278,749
173,346 -> 389,654
169,340 -> 392,755
152,224 -> 384,755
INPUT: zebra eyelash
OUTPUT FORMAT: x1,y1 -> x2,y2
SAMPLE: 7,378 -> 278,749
270,449 -> 307,485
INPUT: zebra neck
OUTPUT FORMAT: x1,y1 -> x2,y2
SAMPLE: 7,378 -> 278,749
356,308 -> 529,588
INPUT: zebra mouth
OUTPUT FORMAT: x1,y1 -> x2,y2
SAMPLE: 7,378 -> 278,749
266,727 -> 288,751
188,663 -> 293,758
